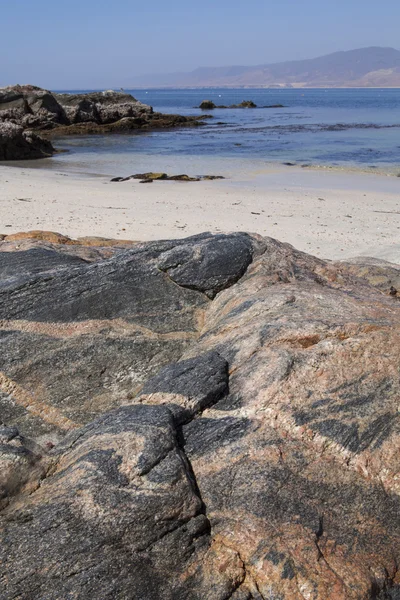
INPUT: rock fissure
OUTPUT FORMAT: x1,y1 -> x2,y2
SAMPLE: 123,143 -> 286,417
0,232 -> 399,598
158,264 -> 213,302
133,512 -> 209,555
175,426 -> 208,516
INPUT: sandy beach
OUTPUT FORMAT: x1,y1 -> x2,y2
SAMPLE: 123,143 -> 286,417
1,163 -> 399,262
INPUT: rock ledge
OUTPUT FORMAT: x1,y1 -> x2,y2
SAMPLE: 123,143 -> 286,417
0,231 -> 399,599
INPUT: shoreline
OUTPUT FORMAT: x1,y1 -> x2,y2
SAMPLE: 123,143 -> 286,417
3,153 -> 399,180
120,86 -> 400,90
1,163 -> 400,263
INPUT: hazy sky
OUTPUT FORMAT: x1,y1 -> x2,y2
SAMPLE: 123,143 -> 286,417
1,0 -> 399,89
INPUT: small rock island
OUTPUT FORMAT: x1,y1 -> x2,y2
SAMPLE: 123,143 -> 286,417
198,99 -> 285,109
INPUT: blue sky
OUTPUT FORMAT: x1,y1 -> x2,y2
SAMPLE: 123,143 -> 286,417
1,0 -> 399,89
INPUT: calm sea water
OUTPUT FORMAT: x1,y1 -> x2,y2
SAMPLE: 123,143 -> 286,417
48,88 -> 400,177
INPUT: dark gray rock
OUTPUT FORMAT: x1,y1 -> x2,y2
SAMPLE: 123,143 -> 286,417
197,100 -> 263,109
0,233 -> 256,441
157,232 -> 255,298
54,90 -> 153,125
54,94 -> 100,124
0,424 -> 45,508
0,425 -> 19,443
199,100 -> 217,110
0,122 -> 54,160
0,247 -> 88,280
139,351 -> 229,423
0,404 -> 244,599
0,84 -> 68,129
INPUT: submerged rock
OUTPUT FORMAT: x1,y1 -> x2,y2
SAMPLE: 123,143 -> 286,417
198,99 -> 257,109
233,100 -> 257,108
197,99 -> 285,109
0,232 -> 399,598
38,112 -> 209,136
199,99 -> 217,109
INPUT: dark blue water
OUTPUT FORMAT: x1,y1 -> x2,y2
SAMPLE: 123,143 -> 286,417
51,88 -> 400,176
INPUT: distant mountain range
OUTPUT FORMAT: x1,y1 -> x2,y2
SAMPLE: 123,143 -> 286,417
128,47 -> 400,88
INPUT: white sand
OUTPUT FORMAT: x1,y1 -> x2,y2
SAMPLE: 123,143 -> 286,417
1,164 -> 399,261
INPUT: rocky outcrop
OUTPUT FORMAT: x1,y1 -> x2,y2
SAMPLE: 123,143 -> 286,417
54,89 -> 153,125
0,122 -> 54,160
199,100 -> 218,110
198,99 -> 284,109
0,84 -> 68,129
0,85 -> 210,146
234,100 -> 257,108
0,86 -> 152,130
42,112 -> 209,136
0,232 -> 257,441
0,232 -> 399,599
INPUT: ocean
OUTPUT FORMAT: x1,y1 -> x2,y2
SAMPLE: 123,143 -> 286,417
46,88 -> 400,178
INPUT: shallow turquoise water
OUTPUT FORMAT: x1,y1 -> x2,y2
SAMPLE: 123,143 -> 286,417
48,88 -> 400,177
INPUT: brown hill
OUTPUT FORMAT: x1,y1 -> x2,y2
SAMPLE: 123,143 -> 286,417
129,46 -> 400,88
